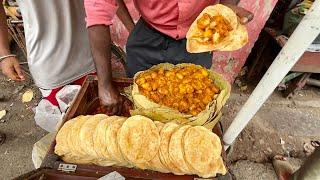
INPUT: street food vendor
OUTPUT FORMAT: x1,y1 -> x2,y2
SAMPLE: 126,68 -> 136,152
84,0 -> 251,114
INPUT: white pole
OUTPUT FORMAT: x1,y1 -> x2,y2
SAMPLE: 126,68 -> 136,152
223,0 -> 320,150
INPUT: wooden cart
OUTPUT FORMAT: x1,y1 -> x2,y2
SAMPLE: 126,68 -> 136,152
16,76 -> 229,180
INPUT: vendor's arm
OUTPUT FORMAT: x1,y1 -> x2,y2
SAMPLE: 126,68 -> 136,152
85,0 -> 123,114
0,5 -> 25,81
116,0 -> 134,32
220,0 -> 254,24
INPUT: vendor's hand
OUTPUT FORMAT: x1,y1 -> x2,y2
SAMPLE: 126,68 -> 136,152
224,4 -> 254,25
0,57 -> 25,81
98,83 -> 123,115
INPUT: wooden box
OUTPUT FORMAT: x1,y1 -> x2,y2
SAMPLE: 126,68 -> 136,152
17,76 -> 228,180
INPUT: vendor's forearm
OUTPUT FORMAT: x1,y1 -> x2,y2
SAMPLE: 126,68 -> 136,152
220,0 -> 239,5
116,0 -> 134,32
88,25 -> 113,87
0,5 -> 10,56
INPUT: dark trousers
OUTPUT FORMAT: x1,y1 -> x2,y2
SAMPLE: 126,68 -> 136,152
126,19 -> 212,77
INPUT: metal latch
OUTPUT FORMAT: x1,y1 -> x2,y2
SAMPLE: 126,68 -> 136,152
57,163 -> 77,173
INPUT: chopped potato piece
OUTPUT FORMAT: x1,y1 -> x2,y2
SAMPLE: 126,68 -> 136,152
197,13 -> 211,30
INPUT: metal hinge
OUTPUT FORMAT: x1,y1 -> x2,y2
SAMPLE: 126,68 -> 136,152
57,163 -> 77,173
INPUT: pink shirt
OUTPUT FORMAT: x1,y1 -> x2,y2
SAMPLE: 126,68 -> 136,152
85,0 -> 218,39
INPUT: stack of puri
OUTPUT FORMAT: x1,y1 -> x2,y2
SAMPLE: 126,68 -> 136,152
55,114 -> 227,178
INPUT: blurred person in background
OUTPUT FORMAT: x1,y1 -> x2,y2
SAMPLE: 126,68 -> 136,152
0,0 -> 96,132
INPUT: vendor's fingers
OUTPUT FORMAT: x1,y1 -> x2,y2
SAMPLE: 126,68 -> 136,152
224,4 -> 253,25
112,105 -> 119,116
111,103 -> 123,116
107,104 -> 120,116
104,105 -> 116,116
14,63 -> 25,81
3,66 -> 20,81
100,96 -> 124,115
117,99 -> 123,116
117,104 -> 123,116
237,9 -> 253,25
239,16 -> 252,25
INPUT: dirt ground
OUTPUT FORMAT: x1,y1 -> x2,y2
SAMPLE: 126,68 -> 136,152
0,74 -> 46,179
224,85 -> 320,179
0,66 -> 320,179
